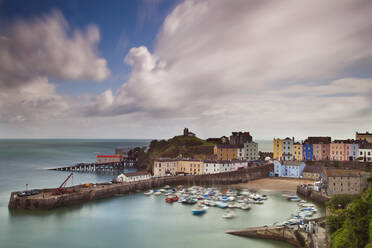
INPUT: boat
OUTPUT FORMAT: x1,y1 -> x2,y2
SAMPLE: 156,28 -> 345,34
240,203 -> 251,210
163,185 -> 171,189
144,190 -> 153,195
154,191 -> 162,196
192,204 -> 208,215
165,195 -> 179,203
216,202 -> 228,209
222,210 -> 235,219
182,198 -> 197,205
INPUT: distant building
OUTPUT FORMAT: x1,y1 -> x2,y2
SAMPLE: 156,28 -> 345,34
312,143 -> 330,160
358,142 -> 372,162
302,164 -> 323,180
343,140 -> 359,161
177,159 -> 204,175
117,171 -> 151,183
330,140 -> 345,161
153,158 -> 178,177
282,137 -> 293,161
115,147 -> 131,158
273,138 -> 283,160
303,144 -> 313,161
243,141 -> 259,161
213,144 -> 240,161
230,132 -> 252,145
203,160 -> 220,174
306,137 -> 331,144
292,142 -> 303,161
356,131 -> 372,143
96,155 -> 122,164
183,128 -> 196,137
321,168 -> 370,196
273,161 -> 306,178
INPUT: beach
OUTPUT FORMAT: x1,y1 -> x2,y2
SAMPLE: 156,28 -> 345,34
231,178 -> 315,193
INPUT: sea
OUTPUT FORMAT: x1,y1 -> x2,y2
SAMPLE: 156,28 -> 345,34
0,139 -> 316,248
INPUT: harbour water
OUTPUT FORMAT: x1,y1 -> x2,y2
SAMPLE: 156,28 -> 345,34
0,139 -> 321,248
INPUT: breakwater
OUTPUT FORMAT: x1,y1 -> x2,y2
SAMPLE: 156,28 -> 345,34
227,226 -> 315,248
296,185 -> 330,205
9,164 -> 272,210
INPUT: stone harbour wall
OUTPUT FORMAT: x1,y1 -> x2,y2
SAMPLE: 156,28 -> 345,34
9,164 -> 272,210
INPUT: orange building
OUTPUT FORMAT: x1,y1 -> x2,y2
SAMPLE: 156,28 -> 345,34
213,144 -> 240,161
330,141 -> 345,161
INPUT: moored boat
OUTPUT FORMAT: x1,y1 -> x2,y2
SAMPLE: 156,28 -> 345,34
144,190 -> 153,195
192,204 -> 208,215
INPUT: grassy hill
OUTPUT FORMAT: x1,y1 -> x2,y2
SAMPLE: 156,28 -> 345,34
130,135 -> 217,170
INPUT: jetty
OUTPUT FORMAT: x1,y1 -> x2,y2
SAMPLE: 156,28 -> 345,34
227,217 -> 327,248
9,164 -> 272,210
49,158 -> 136,172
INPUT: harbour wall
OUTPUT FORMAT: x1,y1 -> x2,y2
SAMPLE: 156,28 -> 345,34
296,186 -> 330,205
9,164 -> 272,210
227,226 -> 314,248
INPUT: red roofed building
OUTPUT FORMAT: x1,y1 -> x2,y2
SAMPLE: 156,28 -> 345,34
96,155 -> 122,164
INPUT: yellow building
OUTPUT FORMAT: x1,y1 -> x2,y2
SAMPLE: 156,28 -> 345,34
213,145 -> 239,161
292,143 -> 303,161
177,159 -> 204,175
356,132 -> 372,143
273,138 -> 283,160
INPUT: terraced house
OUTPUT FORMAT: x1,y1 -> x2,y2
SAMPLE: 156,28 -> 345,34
292,142 -> 303,161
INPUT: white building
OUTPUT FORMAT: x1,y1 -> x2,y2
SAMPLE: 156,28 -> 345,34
203,161 -> 220,174
237,146 -> 244,159
274,161 -> 306,178
243,142 -> 259,161
359,146 -> 372,162
117,171 -> 151,183
219,161 -> 232,173
231,160 -> 249,171
153,158 -> 178,177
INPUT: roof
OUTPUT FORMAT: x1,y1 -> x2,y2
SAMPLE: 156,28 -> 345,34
97,155 -> 121,158
281,161 -> 304,166
154,157 -> 179,162
325,168 -> 363,177
303,165 -> 323,174
215,144 -> 242,149
123,171 -> 151,177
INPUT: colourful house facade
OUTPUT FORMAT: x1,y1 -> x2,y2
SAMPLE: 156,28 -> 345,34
303,144 -> 313,161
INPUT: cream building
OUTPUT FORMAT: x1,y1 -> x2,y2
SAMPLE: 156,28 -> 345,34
292,143 -> 303,161
177,159 -> 204,175
153,158 -> 178,177
117,171 -> 151,183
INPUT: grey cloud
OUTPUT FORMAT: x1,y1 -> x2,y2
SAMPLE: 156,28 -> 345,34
0,10 -> 110,89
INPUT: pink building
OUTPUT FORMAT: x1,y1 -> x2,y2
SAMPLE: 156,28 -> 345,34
313,143 -> 330,160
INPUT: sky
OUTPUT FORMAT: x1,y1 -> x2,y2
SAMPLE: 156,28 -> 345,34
0,0 -> 371,140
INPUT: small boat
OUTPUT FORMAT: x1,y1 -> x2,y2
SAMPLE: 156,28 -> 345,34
216,202 -> 228,209
222,210 -> 235,219
165,195 -> 179,203
240,203 -> 251,210
163,185 -> 171,189
192,204 -> 208,215
182,198 -> 197,205
154,191 -> 162,196
144,190 -> 153,195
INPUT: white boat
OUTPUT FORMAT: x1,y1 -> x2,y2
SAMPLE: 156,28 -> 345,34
216,202 -> 228,209
144,190 -> 153,195
222,210 -> 235,219
240,203 -> 251,210
154,191 -> 162,196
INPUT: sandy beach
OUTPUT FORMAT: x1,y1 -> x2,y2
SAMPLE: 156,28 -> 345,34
231,178 -> 315,193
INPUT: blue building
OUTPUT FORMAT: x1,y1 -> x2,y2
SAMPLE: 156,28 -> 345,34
303,144 -> 313,161
274,161 -> 306,178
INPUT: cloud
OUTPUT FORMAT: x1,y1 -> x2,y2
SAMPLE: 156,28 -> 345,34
0,10 -> 110,123
0,10 -> 110,89
1,0 -> 372,138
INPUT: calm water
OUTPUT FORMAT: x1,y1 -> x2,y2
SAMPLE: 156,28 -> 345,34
0,139 -> 319,248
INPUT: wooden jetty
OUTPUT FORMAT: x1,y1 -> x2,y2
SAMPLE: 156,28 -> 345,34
49,158 -> 136,172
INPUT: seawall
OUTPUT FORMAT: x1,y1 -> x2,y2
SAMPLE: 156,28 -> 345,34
227,226 -> 314,248
296,185 -> 330,205
9,164 -> 272,210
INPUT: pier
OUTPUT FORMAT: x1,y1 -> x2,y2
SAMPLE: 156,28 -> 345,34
49,158 -> 136,172
9,164 -> 272,210
227,217 -> 327,248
